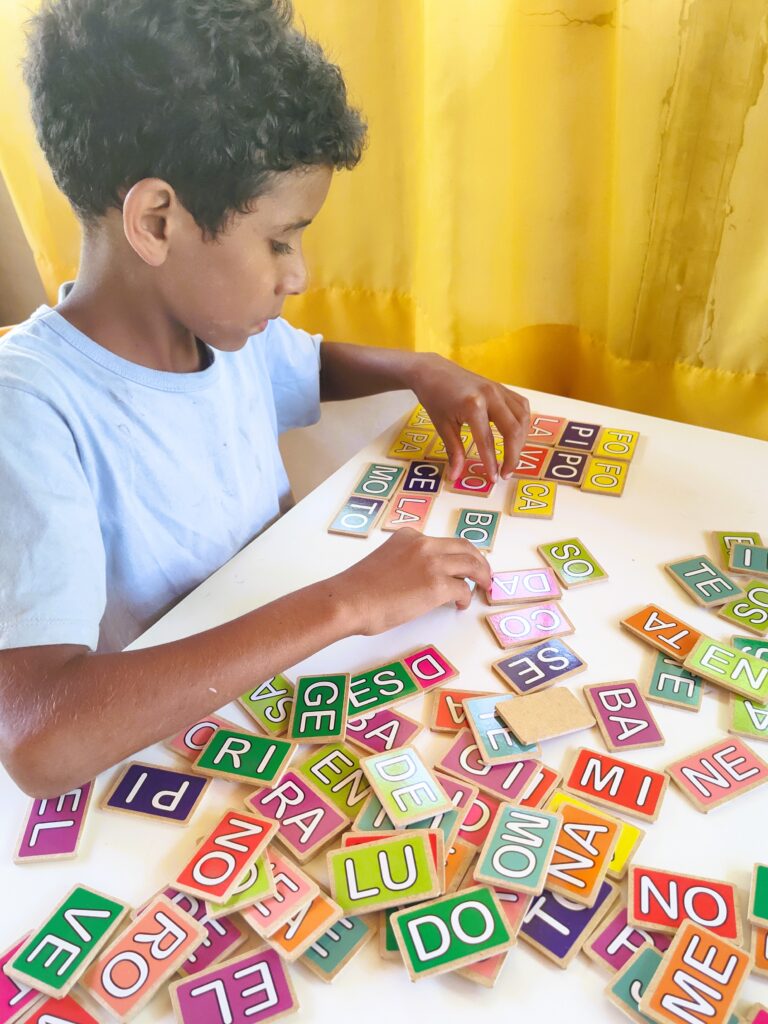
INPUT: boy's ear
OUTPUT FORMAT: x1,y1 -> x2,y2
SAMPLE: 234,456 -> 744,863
121,178 -> 178,266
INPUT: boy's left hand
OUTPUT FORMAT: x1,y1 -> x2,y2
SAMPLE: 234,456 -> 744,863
411,354 -> 530,482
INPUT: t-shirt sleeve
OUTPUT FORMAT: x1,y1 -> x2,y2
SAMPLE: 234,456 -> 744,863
0,385 -> 106,651
262,318 -> 322,434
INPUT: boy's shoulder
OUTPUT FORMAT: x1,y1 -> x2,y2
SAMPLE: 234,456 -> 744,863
0,306 -> 73,406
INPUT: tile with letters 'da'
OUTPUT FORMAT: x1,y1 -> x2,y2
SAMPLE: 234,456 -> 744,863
486,567 -> 562,606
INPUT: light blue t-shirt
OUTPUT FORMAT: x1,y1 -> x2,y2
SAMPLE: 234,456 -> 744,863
0,306 -> 322,653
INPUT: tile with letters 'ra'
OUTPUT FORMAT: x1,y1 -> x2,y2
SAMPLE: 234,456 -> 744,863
14,782 -> 93,862
718,578 -> 768,637
684,636 -> 768,703
585,902 -> 671,973
167,715 -> 237,761
193,729 -> 293,786
454,508 -> 501,551
81,894 -> 206,1022
713,530 -> 763,568
299,914 -> 376,983
239,675 -> 295,737
645,653 -> 704,712
265,890 -> 344,962
665,736 -> 768,812
240,852 -> 319,939
665,555 -> 742,607
583,681 -> 664,752
463,694 -> 541,765
345,705 -> 423,754
729,543 -> 768,577
497,688 -> 596,746
545,800 -> 620,908
328,831 -> 441,914
327,494 -> 386,537
381,490 -> 435,533
288,674 -> 350,745
473,803 -> 561,895
7,886 -> 130,1000
538,538 -> 608,588
175,811 -> 277,904
169,948 -> 299,1024
508,479 -> 557,518
749,863 -> 768,926
639,920 -> 752,1024
546,790 -> 645,881
101,762 -> 209,826
20,995 -> 100,1024
627,865 -> 742,941
580,456 -> 629,497
493,637 -> 585,694
391,885 -> 516,981
352,462 -> 404,499
361,746 -> 453,826
486,567 -> 562,606
518,879 -> 620,967
513,443 -> 550,478
0,936 -> 44,1024
621,604 -> 702,661
563,747 -> 669,822
486,601 -> 575,651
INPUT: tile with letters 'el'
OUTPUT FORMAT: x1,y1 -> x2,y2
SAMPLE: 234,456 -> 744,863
169,948 -> 299,1024
240,852 -> 319,939
81,894 -> 206,1022
518,879 -> 619,967
486,567 -> 562,606
665,736 -> 768,812
174,811 -> 277,904
345,705 -> 422,754
245,771 -> 349,863
584,901 -> 671,973
493,637 -> 585,694
583,681 -> 664,752
627,865 -> 741,941
486,601 -> 574,650
299,914 -> 375,983
563,747 -> 668,822
101,762 -> 209,825
15,782 -> 93,862
620,604 -> 701,661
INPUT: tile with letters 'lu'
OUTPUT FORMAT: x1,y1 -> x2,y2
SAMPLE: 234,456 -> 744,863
381,490 -> 435,532
527,414 -> 566,446
447,459 -> 496,497
7,887 -> 129,999
345,705 -> 423,754
245,770 -> 349,863
175,811 -> 277,904
730,694 -> 768,742
538,538 -> 608,588
402,460 -> 444,494
352,462 -> 404,499
585,902 -> 670,973
101,762 -> 209,826
518,879 -> 619,967
493,637 -> 585,694
665,555 -> 742,607
583,680 -> 664,751
240,852 -> 319,939
558,421 -> 601,452
486,601 -> 575,650
729,542 -> 768,577
362,747 -> 452,826
454,508 -> 500,551
474,803 -> 561,895
487,567 -> 562,606
21,995 -> 100,1024
428,687 -> 492,732
580,456 -> 629,497
81,894 -> 206,1022
546,790 -> 645,881
563,747 -> 669,822
463,694 -> 541,765
593,427 -> 639,461
300,913 -> 375,983
153,886 -> 247,971
194,729 -> 293,786
0,936 -> 44,1024
328,831 -> 440,914
509,479 -> 557,518
621,604 -> 701,661
169,948 -> 299,1024
718,578 -> 768,636
436,728 -> 542,803
266,890 -> 344,963
627,865 -> 741,941
645,653 -> 703,712
513,444 -> 550,478
327,494 -> 386,537
239,675 -> 295,737
713,530 -> 763,569
391,885 -> 516,981
542,449 -> 589,486
288,674 -> 350,744
15,782 -> 93,863
684,636 -> 768,703
665,736 -> 768,812
749,863 -> 768,926
545,800 -> 619,907
204,857 -> 275,921
639,920 -> 751,1024
298,743 -> 371,817
167,715 -> 236,761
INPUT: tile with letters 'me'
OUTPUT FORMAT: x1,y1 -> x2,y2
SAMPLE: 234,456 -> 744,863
493,637 -> 585,694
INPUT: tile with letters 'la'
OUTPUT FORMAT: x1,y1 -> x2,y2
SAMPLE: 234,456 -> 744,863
166,715 -> 236,761
15,782 -> 93,862
665,736 -> 768,812
486,601 -> 575,650
493,637 -> 585,694
518,879 -> 619,967
101,762 -> 209,826
328,494 -> 386,537
526,414 -> 566,447
645,653 -> 703,712
245,771 -> 350,863
486,567 -> 562,606
239,675 -> 295,737
718,578 -> 768,636
169,948 -> 299,1024
194,729 -> 294,786
584,901 -> 671,973
621,604 -> 701,661
345,705 -> 423,754
381,490 -> 435,533
563,747 -> 668,822
583,680 -> 664,752
299,914 -> 376,983
627,865 -> 742,941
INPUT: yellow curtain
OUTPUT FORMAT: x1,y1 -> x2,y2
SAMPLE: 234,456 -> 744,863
2,0 -> 768,438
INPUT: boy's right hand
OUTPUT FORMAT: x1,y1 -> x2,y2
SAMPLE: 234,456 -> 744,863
335,528 -> 492,636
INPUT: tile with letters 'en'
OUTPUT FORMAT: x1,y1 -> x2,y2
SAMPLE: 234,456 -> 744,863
169,948 -> 299,1024
474,803 -> 561,895
300,914 -> 375,983
245,771 -> 349,863
583,680 -> 664,752
580,456 -> 629,497
454,509 -> 500,551
513,444 -> 550,478
381,491 -> 435,533
665,555 -> 742,607
101,763 -> 209,826
518,879 -> 619,967
645,653 -> 703,712
15,782 -> 93,862
487,567 -> 562,606
298,743 -> 371,817
627,865 -> 741,941
167,715 -> 236,761
486,602 -> 574,651
328,831 -> 440,914
621,604 -> 701,661
585,902 -> 671,973
665,736 -> 768,812
729,542 -> 768,577
508,479 -> 556,518
684,636 -> 768,703
328,494 -> 386,537
493,637 -> 585,694
538,538 -> 608,588
175,811 -> 277,904
563,747 -> 668,822
194,730 -> 293,786
352,462 -> 404,499
239,675 -> 295,737
345,705 -> 423,754
718,578 -> 768,637
0,936 -> 44,1024
288,674 -> 350,745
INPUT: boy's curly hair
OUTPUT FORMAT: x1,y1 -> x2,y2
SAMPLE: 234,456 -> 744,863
24,0 -> 367,236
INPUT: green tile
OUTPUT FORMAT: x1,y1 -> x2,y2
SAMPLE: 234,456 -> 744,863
239,675 -> 295,736
666,555 -> 741,606
538,538 -> 607,588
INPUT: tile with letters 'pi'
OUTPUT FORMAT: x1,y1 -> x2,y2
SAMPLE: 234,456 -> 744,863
543,450 -> 589,487
493,637 -> 585,694
486,601 -> 575,650
239,675 -> 295,737
299,914 -> 376,983
345,705 -> 423,754
14,782 -> 93,862
665,736 -> 768,812
645,653 -> 703,712
328,494 -> 386,537
584,901 -> 671,973
101,762 -> 209,826
684,636 -> 768,704
174,811 -> 277,904
518,879 -> 619,968
620,604 -> 701,661
729,543 -> 768,578
167,715 -> 236,761
194,729 -> 294,786
583,681 -> 664,752
718,578 -> 768,637
381,490 -> 435,533
352,462 -> 404,500
169,947 -> 300,1024
513,444 -> 550,478
639,920 -> 751,1024
580,457 -> 629,497
538,538 -> 608,588
454,509 -> 500,551
0,935 -> 44,1024
447,459 -> 496,497
627,865 -> 742,941
563,747 -> 669,822
508,479 -> 557,519
245,771 -> 350,863
486,567 -> 562,606
558,421 -> 601,452
665,555 -> 742,607
21,995 -> 100,1024
240,852 -> 319,939
81,894 -> 206,1022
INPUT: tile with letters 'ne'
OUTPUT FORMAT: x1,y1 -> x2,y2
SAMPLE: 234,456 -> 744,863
101,762 -> 209,826
299,913 -> 376,983
583,680 -> 664,752
81,894 -> 206,1022
239,675 -> 295,737
580,456 -> 629,497
509,479 -> 557,519
665,555 -> 742,607
486,601 -> 575,651
327,494 -> 386,537
167,714 -> 237,761
639,920 -> 751,1024
665,736 -> 768,812
361,746 -> 452,826
288,674 -> 350,745
245,771 -> 350,863
621,604 -> 701,661
473,803 -> 561,895
328,831 -> 440,914
6,887 -> 129,1000
240,852 -> 319,939
718,578 -> 768,637
563,747 -> 669,822
684,636 -> 768,703
14,782 -> 93,863
0,936 -> 44,1024
518,878 -> 620,967
493,637 -> 585,694
174,811 -> 277,904
352,462 -> 404,500
169,947 -> 299,1024
454,508 -> 501,551
729,542 -> 768,577
645,653 -> 703,712
585,901 -> 671,973
627,865 -> 742,941
546,790 -> 645,881
538,538 -> 608,589
19,995 -> 100,1024
345,706 -> 423,754
193,729 -> 293,787
391,885 -> 516,981
486,567 -> 562,606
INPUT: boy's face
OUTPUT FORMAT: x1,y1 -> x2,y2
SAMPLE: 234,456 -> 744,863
159,164 -> 333,350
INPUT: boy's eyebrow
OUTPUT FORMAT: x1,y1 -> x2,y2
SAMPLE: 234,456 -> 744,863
276,217 -> 313,232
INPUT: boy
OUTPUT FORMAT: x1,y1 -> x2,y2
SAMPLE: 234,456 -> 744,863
0,0 -> 530,798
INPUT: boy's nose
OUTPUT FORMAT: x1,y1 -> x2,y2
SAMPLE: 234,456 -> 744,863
277,254 -> 309,297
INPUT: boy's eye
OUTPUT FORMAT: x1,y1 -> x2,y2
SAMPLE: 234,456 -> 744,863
270,240 -> 294,256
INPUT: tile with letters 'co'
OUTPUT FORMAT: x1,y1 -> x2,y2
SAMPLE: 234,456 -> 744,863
580,457 -> 629,497
101,762 -> 209,826
486,567 -> 562,606
240,852 -> 319,939
545,800 -> 619,908
265,890 -> 344,963
166,715 -> 236,761
344,705 -> 423,754
245,770 -> 350,863
352,462 -> 404,500
583,680 -> 664,752
538,538 -> 608,589
718,578 -> 768,637
391,885 -> 516,981
454,509 -> 501,551
174,810 -> 277,904
749,863 -> 768,927
627,865 -> 742,941
645,653 -> 703,712
513,444 -> 550,478
563,747 -> 669,822
14,782 -> 93,863
463,694 -> 541,765
543,449 -> 589,487
169,948 -> 299,1024
327,494 -> 386,538
6,886 -> 129,1000
0,935 -> 44,1024
436,728 -> 542,803
508,479 -> 557,519
19,995 -> 100,1024
621,604 -> 702,661
402,460 -> 444,495
713,530 -> 763,569
361,747 -> 452,826
638,920 -> 751,1024
447,459 -> 496,497
194,729 -> 293,787
204,856 -> 275,921
428,687 -> 493,732
665,554 -> 742,607
381,490 -> 435,533
288,674 -> 350,745
486,601 -> 575,651
518,879 -> 619,968
665,736 -> 768,812
473,803 -> 561,895
298,743 -> 371,817
546,790 -> 645,881
493,637 -> 585,694
328,831 -> 440,915
239,675 -> 295,737
729,542 -> 768,578
299,914 -> 376,983
585,902 -> 671,973
81,894 -> 206,1022
146,886 -> 247,974
683,636 -> 768,703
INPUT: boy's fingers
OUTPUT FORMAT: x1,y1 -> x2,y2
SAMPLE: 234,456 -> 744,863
435,419 -> 466,481
443,554 -> 492,589
464,408 -> 498,482
490,400 -> 528,478
448,578 -> 474,611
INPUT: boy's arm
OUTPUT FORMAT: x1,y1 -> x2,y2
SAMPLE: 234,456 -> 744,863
319,341 -> 530,482
0,529 -> 490,798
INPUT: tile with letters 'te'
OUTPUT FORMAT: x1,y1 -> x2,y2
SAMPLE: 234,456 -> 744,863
665,555 -> 742,607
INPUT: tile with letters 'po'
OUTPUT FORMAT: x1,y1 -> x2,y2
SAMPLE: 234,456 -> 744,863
583,681 -> 664,752
543,450 -> 589,486
15,782 -> 93,862
665,736 -> 768,812
101,763 -> 209,826
493,637 -> 585,694
486,602 -> 574,650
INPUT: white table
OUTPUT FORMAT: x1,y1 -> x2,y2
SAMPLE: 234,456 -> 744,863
2,387 -> 767,1022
